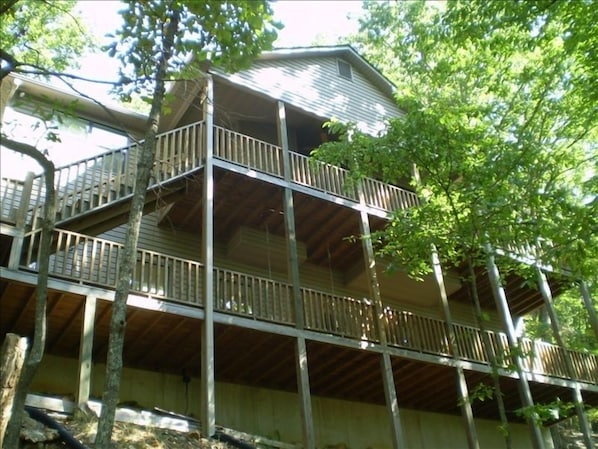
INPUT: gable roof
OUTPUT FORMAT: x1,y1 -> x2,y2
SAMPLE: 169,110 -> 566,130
164,45 -> 399,131
257,45 -> 396,98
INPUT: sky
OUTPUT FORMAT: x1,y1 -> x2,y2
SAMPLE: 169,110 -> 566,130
71,1 -> 365,98
75,0 -> 364,47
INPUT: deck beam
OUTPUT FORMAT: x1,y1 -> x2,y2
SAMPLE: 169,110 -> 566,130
201,75 -> 216,438
76,294 -> 97,406
485,247 -> 545,449
537,268 -> 594,449
278,100 -> 316,449
357,192 -> 405,449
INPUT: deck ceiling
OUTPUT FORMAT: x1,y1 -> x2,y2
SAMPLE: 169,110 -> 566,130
159,168 -> 546,313
159,168 -> 386,273
2,279 -> 596,424
448,266 -> 563,317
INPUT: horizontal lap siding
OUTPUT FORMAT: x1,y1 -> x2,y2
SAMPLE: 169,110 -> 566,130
213,57 -> 401,136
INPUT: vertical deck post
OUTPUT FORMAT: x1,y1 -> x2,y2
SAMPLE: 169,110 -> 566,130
412,163 -> 478,448
277,101 -> 315,449
579,280 -> 598,341
485,246 -> 545,449
357,184 -> 405,449
9,172 -> 35,270
76,294 -> 97,406
431,249 -> 479,449
201,75 -> 216,437
536,269 -> 594,449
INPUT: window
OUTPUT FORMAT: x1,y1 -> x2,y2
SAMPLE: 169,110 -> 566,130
337,59 -> 353,81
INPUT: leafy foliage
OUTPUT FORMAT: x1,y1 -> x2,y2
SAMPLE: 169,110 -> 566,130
314,0 -> 597,282
104,0 -> 280,102
0,0 -> 93,77
525,285 -> 598,354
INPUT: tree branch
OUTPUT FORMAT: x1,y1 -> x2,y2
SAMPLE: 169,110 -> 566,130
0,136 -> 55,184
0,0 -> 19,16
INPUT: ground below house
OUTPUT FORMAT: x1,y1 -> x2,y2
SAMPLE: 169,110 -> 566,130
20,412 -> 235,449
16,399 -> 597,449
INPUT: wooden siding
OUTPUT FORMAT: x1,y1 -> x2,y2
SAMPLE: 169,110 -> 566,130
212,56 -> 402,136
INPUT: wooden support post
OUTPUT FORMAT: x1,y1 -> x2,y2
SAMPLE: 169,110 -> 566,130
357,186 -> 405,449
579,280 -> 598,342
0,76 -> 17,123
201,75 -> 216,438
277,101 -> 315,449
76,295 -> 97,405
536,269 -> 594,449
413,164 -> 478,447
9,172 -> 35,270
15,172 -> 35,230
7,230 -> 25,271
380,352 -> 405,448
485,246 -> 545,449
431,249 -> 479,449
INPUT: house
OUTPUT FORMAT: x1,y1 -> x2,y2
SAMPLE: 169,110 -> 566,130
1,45 -> 597,449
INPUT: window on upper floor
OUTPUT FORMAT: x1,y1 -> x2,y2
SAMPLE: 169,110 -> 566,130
337,59 -> 353,81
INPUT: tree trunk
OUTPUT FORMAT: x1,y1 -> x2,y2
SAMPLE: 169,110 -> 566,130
466,258 -> 512,449
0,334 -> 28,446
94,7 -> 181,448
0,139 -> 56,449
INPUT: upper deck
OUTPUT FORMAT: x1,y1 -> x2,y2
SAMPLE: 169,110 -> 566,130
1,121 -> 418,232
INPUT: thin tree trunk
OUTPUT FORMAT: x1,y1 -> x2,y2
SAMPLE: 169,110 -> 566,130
0,139 -> 56,449
94,7 -> 181,448
0,334 -> 28,446
466,258 -> 512,449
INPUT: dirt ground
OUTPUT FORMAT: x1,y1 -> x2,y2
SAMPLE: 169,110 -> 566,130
20,412 -> 236,449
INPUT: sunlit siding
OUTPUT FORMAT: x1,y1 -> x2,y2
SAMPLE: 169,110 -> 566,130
212,56 -> 401,136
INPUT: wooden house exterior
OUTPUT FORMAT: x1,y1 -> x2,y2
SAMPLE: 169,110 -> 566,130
1,46 -> 597,449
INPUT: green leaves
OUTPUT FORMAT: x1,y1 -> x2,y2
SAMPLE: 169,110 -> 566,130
0,0 -> 94,77
313,0 -> 598,281
107,0 -> 280,101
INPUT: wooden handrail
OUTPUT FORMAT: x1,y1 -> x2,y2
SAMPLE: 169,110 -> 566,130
362,177 -> 419,211
18,227 -> 597,385
3,123 -> 420,228
2,121 -> 205,229
214,126 -> 284,177
1,177 -> 26,224
289,152 -> 358,201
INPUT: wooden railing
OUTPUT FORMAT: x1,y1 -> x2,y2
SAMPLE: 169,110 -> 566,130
214,268 -> 295,325
212,126 -> 417,211
290,152 -> 358,201
214,126 -> 284,177
384,308 -> 451,355
1,177 -> 26,224
303,289 -> 377,341
2,121 -> 205,229
18,228 -> 598,385
362,177 -> 419,211
2,123 -> 418,229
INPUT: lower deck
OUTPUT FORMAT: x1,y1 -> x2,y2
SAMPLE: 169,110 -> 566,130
2,272 -> 597,430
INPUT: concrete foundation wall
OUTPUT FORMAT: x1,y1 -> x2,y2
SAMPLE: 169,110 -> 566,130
33,354 -> 552,449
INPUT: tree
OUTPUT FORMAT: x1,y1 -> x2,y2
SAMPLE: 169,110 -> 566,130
0,140 -> 56,449
313,0 -> 597,446
94,2 -> 279,447
0,0 -> 92,79
1,2 -> 94,447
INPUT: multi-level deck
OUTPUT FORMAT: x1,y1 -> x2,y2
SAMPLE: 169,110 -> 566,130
1,121 -> 597,444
